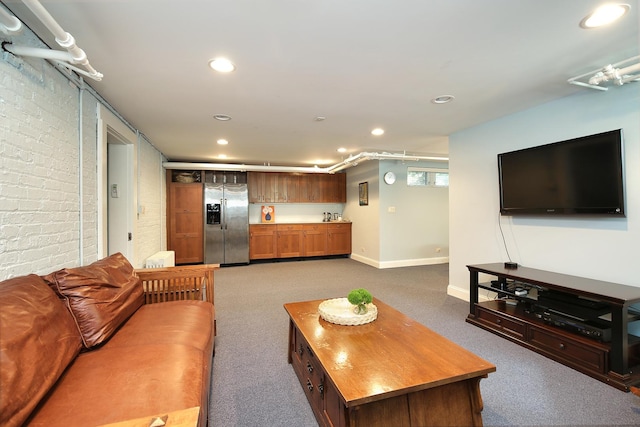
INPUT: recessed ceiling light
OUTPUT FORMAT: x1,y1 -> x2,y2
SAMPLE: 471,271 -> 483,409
208,58 -> 236,73
218,154 -> 227,159
337,147 -> 347,153
217,139 -> 229,145
580,4 -> 630,28
371,128 -> 385,136
431,95 -> 455,104
314,116 -> 326,121
213,114 -> 232,121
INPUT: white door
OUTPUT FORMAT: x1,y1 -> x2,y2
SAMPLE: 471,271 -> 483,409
107,137 -> 132,256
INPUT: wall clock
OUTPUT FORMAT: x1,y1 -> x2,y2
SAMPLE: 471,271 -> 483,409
384,171 -> 396,185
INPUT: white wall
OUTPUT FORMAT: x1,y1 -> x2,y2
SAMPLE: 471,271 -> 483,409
378,160 -> 449,268
0,16 -> 166,279
448,84 -> 640,299
346,159 -> 449,268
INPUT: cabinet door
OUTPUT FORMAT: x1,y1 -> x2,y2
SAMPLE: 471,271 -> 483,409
276,173 -> 300,202
326,173 -> 346,203
277,224 -> 303,258
249,225 -> 277,259
302,224 -> 327,257
248,172 -> 264,203
248,172 -> 277,203
298,174 -> 321,202
262,173 -> 277,202
168,182 -> 203,264
327,223 -> 351,255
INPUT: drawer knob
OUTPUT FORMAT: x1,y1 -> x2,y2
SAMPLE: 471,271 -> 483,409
307,361 -> 313,373
559,343 -> 566,350
298,344 -> 304,356
306,379 -> 314,392
318,381 -> 324,397
496,318 -> 502,324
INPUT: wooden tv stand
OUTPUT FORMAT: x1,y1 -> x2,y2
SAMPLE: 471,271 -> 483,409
466,263 -> 640,391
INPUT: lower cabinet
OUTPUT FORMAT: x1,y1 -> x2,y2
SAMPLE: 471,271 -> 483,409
248,225 -> 277,259
327,223 -> 352,255
277,224 -> 304,258
302,224 -> 327,257
250,223 -> 351,260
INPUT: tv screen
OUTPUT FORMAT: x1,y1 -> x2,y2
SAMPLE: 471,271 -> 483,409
498,129 -> 625,216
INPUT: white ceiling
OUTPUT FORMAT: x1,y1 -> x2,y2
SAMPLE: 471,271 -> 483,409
3,0 -> 639,167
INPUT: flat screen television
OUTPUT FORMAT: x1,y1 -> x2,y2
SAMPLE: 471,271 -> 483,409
498,129 -> 625,216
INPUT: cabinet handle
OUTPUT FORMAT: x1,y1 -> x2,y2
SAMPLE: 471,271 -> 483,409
306,379 -> 314,393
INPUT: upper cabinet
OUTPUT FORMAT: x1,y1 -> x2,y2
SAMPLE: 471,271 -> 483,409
248,172 -> 346,203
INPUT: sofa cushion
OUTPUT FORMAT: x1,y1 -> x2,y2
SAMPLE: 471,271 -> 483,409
104,300 -> 215,353
0,274 -> 82,427
43,252 -> 144,348
26,343 -> 209,427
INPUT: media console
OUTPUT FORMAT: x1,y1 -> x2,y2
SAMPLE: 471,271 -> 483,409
466,263 -> 640,391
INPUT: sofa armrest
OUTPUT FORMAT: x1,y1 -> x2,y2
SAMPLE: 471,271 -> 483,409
134,264 -> 219,305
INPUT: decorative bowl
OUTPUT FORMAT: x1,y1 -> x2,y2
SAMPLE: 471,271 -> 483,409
318,297 -> 377,326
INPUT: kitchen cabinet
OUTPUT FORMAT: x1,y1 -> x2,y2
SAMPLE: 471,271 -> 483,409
327,223 -> 352,255
249,223 -> 350,260
249,225 -> 278,259
248,172 -> 346,203
277,224 -> 303,258
275,173 -> 300,203
248,172 -> 277,203
167,170 -> 203,264
302,224 -> 327,257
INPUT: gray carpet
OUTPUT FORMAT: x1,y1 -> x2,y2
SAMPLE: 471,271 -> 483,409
210,258 -> 640,426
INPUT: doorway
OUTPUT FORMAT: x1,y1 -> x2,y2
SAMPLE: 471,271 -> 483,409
97,105 -> 137,263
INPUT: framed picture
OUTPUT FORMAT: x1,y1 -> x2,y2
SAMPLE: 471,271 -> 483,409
359,182 -> 368,206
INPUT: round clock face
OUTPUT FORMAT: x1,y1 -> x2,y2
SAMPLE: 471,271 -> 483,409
384,171 -> 396,185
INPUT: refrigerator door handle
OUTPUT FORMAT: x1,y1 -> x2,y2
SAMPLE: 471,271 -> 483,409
223,198 -> 228,230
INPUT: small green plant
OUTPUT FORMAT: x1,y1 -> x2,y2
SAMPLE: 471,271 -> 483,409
347,288 -> 373,314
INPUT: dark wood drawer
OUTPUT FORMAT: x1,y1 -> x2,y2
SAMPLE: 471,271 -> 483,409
475,306 -> 526,339
528,325 -> 607,374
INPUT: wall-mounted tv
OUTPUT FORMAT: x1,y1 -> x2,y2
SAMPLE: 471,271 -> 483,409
498,129 -> 625,216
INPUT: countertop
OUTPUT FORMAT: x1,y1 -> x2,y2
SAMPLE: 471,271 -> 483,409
249,221 -> 351,225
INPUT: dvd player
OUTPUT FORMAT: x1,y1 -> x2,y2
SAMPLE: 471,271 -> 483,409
537,310 -> 611,342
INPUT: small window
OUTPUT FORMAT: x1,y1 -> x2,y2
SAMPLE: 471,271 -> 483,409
407,167 -> 449,187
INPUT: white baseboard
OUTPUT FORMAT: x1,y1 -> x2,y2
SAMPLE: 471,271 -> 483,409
350,254 -> 449,269
349,253 -> 379,268
447,284 -> 470,302
447,284 -> 496,303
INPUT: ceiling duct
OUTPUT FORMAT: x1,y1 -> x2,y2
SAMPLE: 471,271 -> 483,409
0,5 -> 22,34
164,151 -> 449,174
568,56 -> 640,91
1,0 -> 103,81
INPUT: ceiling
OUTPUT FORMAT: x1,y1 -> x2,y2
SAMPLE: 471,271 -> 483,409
3,0 -> 639,167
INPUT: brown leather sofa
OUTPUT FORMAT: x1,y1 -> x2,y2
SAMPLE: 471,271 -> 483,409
0,253 -> 218,427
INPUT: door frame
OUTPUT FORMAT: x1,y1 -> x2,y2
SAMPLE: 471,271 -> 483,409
97,105 -> 137,263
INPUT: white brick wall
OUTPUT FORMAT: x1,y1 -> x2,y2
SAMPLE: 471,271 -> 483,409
1,28 -> 82,278
1,13 -> 167,279
135,134 -> 167,266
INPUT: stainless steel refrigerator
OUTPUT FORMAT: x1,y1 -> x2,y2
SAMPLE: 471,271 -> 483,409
204,182 -> 249,265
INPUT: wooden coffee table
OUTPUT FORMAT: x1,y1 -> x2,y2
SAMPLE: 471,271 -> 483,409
284,298 -> 496,427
